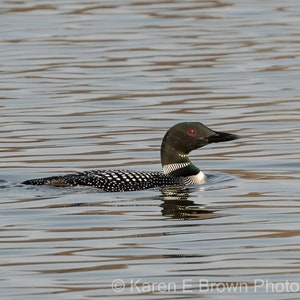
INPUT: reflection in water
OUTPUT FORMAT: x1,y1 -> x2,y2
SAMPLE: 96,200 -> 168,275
160,186 -> 217,220
20,184 -> 219,220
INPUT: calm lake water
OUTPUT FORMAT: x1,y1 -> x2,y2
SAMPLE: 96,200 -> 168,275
1,0 -> 300,299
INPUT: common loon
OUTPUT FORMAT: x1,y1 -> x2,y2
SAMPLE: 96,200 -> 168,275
22,122 -> 239,192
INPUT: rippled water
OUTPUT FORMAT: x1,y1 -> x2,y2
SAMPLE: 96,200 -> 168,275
1,0 -> 300,299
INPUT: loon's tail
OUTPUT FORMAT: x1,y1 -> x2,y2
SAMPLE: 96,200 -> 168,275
22,176 -> 70,187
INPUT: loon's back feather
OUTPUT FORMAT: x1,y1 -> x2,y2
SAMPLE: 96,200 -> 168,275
23,170 -> 182,192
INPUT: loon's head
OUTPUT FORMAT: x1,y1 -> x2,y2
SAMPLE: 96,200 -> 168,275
161,122 -> 239,177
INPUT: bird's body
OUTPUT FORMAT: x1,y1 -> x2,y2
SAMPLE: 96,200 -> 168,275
22,122 -> 238,192
23,170 -> 181,192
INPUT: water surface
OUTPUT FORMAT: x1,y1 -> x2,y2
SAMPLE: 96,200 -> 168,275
1,0 -> 300,299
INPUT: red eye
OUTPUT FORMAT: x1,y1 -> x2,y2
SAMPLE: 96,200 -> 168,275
188,128 -> 196,135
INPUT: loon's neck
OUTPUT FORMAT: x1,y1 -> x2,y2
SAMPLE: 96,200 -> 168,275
161,142 -> 202,179
162,158 -> 200,177
162,158 -> 206,185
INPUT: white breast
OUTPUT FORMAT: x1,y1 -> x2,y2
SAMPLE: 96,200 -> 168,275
183,171 -> 206,185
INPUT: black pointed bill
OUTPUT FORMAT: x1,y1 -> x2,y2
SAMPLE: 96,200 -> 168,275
207,131 -> 240,144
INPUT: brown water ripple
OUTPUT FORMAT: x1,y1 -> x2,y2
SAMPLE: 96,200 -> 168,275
1,0 -> 300,299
